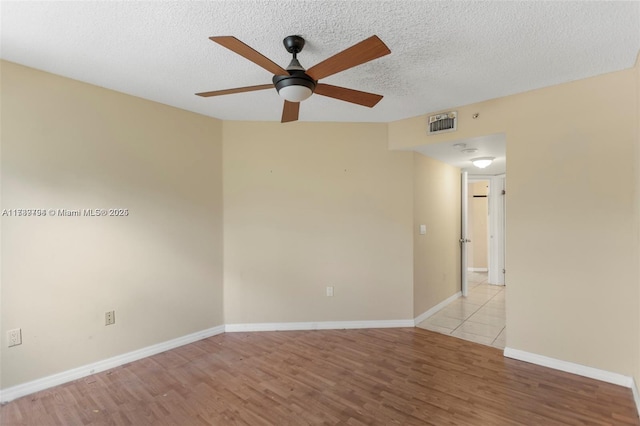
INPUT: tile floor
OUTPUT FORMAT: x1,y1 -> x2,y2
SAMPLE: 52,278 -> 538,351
417,272 -> 506,349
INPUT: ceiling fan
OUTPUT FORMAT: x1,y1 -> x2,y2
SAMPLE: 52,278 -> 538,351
196,35 -> 391,123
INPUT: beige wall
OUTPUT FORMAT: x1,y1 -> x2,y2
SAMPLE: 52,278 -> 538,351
389,65 -> 640,378
635,52 -> 640,393
0,61 -> 224,388
468,181 -> 488,269
412,153 -> 461,317
223,121 -> 414,324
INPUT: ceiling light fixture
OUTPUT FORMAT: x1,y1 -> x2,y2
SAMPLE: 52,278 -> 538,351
273,71 -> 316,102
471,157 -> 495,169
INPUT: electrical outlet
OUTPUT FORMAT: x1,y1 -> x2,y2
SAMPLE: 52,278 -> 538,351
8,328 -> 22,347
326,286 -> 334,297
105,310 -> 115,326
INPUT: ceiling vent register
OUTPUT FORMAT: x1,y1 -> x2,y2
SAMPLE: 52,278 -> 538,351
428,111 -> 457,134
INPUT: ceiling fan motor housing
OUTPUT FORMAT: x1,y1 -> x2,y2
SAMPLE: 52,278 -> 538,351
273,71 -> 316,91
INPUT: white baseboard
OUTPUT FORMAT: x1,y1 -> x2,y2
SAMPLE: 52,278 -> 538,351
632,378 -> 640,418
468,267 -> 488,272
505,347 -> 640,416
225,319 -> 414,333
0,325 -> 225,403
413,291 -> 462,325
503,347 -> 634,388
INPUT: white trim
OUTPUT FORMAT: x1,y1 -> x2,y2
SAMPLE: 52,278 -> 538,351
632,378 -> 640,418
413,291 -> 462,325
503,347 -> 634,388
467,267 -> 488,272
225,319 -> 414,333
0,325 -> 225,403
488,175 -> 506,285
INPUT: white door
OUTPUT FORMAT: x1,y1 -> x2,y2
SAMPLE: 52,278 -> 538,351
488,175 -> 506,285
461,171 -> 469,296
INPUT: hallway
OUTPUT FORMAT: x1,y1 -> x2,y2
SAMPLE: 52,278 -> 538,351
417,272 -> 505,349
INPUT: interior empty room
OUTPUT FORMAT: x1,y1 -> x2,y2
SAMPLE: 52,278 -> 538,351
1,1 -> 640,425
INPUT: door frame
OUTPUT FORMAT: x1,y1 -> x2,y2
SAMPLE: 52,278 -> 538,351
461,171 -> 469,296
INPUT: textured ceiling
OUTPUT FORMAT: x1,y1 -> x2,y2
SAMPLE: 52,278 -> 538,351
2,1 -> 639,123
414,134 -> 506,176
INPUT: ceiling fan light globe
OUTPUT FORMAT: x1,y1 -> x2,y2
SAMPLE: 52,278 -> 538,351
278,85 -> 313,102
273,72 -> 316,102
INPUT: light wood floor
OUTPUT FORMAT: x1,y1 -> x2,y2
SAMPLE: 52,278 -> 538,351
1,328 -> 638,425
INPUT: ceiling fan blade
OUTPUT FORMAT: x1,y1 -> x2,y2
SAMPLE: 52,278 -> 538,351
314,83 -> 383,108
306,35 -> 391,81
196,84 -> 273,97
281,101 -> 300,123
210,36 -> 288,75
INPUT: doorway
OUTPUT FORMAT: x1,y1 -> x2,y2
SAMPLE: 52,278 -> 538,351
414,133 -> 507,348
461,173 -> 506,296
466,176 -> 505,287
467,178 -> 489,274
445,173 -> 506,347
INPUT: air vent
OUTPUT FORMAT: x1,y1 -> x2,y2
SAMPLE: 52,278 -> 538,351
428,111 -> 457,134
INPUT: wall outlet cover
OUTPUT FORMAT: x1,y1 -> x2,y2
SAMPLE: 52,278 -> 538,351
8,328 -> 22,347
105,311 -> 116,326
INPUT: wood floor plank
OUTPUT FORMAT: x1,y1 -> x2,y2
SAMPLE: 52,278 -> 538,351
1,328 -> 638,425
